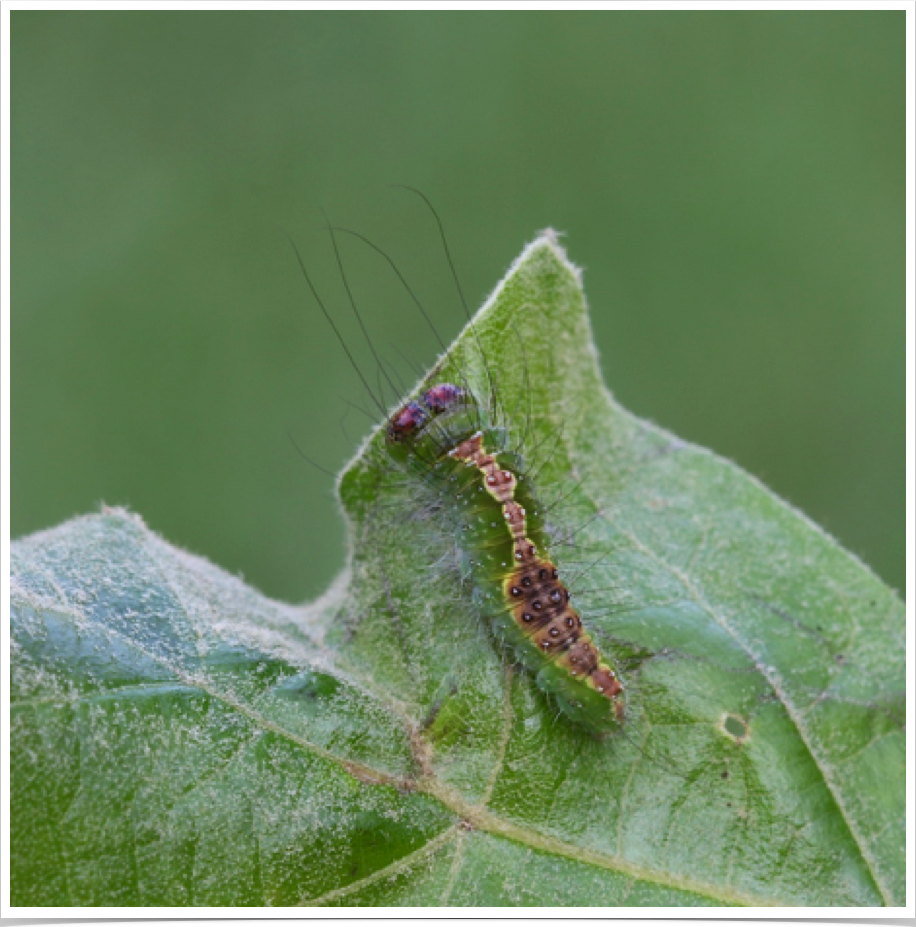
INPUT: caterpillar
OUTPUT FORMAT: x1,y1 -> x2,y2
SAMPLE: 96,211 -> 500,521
385,381 -> 626,736
293,201 -> 634,740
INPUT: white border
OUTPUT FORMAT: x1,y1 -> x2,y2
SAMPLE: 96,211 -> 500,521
0,0 -> 916,918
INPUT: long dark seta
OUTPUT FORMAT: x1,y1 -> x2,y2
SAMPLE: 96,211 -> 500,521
329,224 -> 486,438
323,215 -> 402,413
392,185 -> 504,430
287,234 -> 387,419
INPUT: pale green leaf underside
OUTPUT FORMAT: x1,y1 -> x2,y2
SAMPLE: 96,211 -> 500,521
11,235 -> 904,907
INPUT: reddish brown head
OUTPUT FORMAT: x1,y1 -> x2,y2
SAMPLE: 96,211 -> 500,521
386,383 -> 467,445
386,400 -> 429,444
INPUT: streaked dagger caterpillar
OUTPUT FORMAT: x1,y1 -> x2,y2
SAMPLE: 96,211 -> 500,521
385,381 -> 625,734
293,196 -> 630,739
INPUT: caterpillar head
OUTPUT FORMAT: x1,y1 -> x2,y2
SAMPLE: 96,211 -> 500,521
385,383 -> 478,462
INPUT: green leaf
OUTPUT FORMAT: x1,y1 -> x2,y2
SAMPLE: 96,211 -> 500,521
11,235 -> 904,907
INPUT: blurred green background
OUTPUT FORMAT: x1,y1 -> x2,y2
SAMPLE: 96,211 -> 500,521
13,11 -> 904,601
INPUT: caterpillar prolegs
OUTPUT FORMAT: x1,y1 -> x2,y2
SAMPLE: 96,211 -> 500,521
385,382 -> 625,736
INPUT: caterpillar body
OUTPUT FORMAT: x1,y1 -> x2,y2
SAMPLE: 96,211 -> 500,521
385,380 -> 625,736
295,207 -> 635,739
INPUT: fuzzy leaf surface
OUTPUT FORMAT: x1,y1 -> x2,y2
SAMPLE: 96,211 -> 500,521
10,236 -> 904,907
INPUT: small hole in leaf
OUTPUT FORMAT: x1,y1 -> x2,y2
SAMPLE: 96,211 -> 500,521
722,713 -> 748,741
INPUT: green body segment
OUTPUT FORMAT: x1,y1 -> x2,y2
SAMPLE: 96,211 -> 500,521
386,395 -> 625,735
